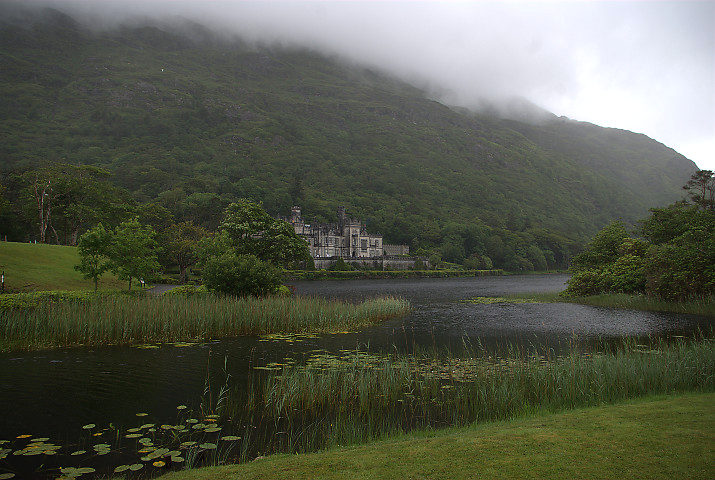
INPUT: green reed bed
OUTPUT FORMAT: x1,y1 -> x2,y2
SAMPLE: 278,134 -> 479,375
560,293 -> 715,316
223,337 -> 714,458
0,295 -> 410,351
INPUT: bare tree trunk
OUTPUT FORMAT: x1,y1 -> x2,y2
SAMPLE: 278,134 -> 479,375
33,178 -> 52,243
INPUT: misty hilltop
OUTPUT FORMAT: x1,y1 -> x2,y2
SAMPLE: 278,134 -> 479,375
0,6 -> 698,266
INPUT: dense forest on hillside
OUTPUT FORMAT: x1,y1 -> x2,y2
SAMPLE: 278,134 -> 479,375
0,5 -> 697,271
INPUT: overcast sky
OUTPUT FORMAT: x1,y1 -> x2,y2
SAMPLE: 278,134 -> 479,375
42,0 -> 715,169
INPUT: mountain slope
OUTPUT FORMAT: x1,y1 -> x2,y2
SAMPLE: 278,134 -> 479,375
0,6 -> 698,267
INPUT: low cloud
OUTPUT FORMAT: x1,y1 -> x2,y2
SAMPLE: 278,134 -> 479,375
14,1 -> 715,168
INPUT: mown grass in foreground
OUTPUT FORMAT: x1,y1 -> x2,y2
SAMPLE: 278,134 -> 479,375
219,337 -> 714,461
161,392 -> 714,480
0,294 -> 410,351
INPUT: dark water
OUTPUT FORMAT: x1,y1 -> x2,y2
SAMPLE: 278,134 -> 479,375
0,274 -> 711,476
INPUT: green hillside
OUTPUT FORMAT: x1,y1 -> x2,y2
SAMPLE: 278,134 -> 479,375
0,5 -> 698,269
0,241 -> 124,292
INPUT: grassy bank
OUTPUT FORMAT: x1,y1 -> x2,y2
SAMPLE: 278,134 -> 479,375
492,292 -> 715,316
161,392 -> 714,480
286,269 -> 503,281
0,294 -> 410,351
561,293 -> 715,316
0,241 -> 125,292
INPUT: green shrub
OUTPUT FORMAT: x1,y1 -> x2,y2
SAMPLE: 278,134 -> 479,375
162,284 -> 209,296
202,253 -> 283,297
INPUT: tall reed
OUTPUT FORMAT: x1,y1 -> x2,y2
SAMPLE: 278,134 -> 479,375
223,337 -> 714,459
0,295 -> 410,351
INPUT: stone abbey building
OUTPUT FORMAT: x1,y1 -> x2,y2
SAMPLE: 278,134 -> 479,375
283,206 -> 418,269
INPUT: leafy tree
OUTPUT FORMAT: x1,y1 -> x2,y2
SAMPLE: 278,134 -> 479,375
74,224 -> 112,291
21,163 -> 128,245
682,169 -> 714,211
569,221 -> 629,271
161,221 -> 207,283
640,202 -> 696,245
202,253 -> 283,297
644,209 -> 715,300
109,218 -> 160,291
220,199 -> 311,268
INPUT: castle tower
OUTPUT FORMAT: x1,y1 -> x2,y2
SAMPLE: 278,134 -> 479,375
290,206 -> 302,224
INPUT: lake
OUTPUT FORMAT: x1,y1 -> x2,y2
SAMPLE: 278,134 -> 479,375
0,274 -> 710,477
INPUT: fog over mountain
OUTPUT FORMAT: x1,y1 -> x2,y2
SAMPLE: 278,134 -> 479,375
9,0 -> 715,169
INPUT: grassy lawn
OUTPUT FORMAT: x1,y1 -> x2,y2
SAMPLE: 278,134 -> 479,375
0,241 -> 124,292
162,392 -> 714,480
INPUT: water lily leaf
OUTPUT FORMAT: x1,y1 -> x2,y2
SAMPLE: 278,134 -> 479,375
0,473 -> 15,479
129,464 -> 143,471
186,419 -> 198,424
139,424 -> 155,429
76,468 -> 95,474
81,424 -> 95,430
140,455 -> 152,461
126,428 -> 141,433
125,434 -> 141,438
15,435 -> 31,439
138,447 -> 155,453
204,427 -> 222,433
70,450 -> 86,456
180,441 -> 197,447
135,413 -> 148,417
114,465 -> 130,473
152,448 -> 170,457
160,425 -> 173,430
166,450 -> 181,457
199,443 -> 216,450
220,436 -> 241,441
31,437 -> 49,442
93,444 -> 111,449
170,456 -> 185,463
191,423 -> 206,429
176,405 -> 187,410
152,461 -> 166,467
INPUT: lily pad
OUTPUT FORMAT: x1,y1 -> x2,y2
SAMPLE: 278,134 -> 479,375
125,433 -> 142,438
220,436 -> 241,441
0,474 -> 15,479
135,413 -> 148,417
152,460 -> 166,467
113,465 -> 130,473
176,405 -> 187,410
129,464 -> 143,471
81,424 -> 96,430
70,450 -> 86,456
31,437 -> 49,442
199,443 -> 217,450
170,456 -> 185,463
